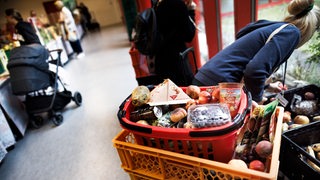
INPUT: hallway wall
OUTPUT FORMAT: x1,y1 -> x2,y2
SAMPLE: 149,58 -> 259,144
0,0 -> 122,28
80,0 -> 122,27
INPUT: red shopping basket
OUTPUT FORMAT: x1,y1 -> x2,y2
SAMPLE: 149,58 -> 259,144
129,46 -> 163,85
117,86 -> 252,163
129,46 -> 150,78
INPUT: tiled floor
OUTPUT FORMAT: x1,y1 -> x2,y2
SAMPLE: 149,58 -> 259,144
0,24 -> 136,180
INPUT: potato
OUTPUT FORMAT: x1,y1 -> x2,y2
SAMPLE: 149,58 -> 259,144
186,85 -> 201,99
183,121 -> 193,128
294,115 -> 310,124
283,111 -> 292,123
228,159 -> 248,169
289,123 -> 303,130
136,120 -> 149,125
313,116 -> 320,121
304,92 -> 315,100
131,86 -> 150,107
312,143 -> 320,152
282,123 -> 289,132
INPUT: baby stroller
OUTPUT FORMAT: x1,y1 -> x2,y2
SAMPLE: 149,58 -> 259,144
7,44 -> 82,128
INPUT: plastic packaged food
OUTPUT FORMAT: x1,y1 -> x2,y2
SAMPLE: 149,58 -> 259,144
187,104 -> 232,128
219,83 -> 243,118
130,106 -> 162,122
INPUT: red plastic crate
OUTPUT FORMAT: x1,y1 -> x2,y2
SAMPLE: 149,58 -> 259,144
129,46 -> 150,78
117,86 -> 252,163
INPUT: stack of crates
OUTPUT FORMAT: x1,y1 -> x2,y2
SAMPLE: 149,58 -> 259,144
113,106 -> 283,180
114,84 -> 285,179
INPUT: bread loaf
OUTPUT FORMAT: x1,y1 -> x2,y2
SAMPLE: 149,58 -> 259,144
170,108 -> 187,122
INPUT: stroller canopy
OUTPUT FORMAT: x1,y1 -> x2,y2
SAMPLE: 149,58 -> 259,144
7,44 -> 52,95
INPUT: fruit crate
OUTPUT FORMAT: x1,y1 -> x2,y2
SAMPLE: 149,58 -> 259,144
265,84 -> 320,120
113,107 -> 283,180
280,120 -> 320,179
118,87 -> 251,163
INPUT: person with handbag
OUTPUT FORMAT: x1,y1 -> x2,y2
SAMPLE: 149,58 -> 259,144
154,0 -> 197,86
192,0 -> 320,104
5,8 -> 41,46
54,0 -> 85,59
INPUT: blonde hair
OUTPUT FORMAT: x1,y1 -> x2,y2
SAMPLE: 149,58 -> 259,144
54,1 -> 64,10
284,0 -> 320,48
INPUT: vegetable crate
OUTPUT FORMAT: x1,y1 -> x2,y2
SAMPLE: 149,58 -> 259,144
118,87 -> 251,163
265,84 -> 320,119
280,120 -> 320,179
113,107 -> 283,180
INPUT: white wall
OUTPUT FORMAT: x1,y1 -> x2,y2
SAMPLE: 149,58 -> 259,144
80,0 -> 122,27
0,0 -> 122,28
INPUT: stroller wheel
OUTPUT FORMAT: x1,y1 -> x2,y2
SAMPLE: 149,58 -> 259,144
52,113 -> 63,126
31,116 -> 44,129
73,91 -> 82,106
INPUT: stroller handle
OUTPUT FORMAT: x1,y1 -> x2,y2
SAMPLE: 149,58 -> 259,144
49,48 -> 63,54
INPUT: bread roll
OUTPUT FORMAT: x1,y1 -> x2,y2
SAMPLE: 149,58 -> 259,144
170,108 -> 187,122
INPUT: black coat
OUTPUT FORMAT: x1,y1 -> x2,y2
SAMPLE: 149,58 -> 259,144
15,21 -> 41,45
155,0 -> 196,86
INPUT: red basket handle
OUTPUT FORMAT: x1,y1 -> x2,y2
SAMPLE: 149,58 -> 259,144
118,86 -> 252,137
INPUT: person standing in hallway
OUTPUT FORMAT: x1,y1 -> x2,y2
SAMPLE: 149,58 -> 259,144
193,0 -> 320,104
5,8 -> 41,46
77,2 -> 92,31
154,0 -> 197,86
54,0 -> 85,59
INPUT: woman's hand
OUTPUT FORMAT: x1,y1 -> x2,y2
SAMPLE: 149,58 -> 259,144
256,97 -> 268,105
184,0 -> 196,10
267,81 -> 287,93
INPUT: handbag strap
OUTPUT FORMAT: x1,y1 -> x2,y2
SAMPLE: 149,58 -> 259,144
266,23 -> 289,44
266,23 -> 289,86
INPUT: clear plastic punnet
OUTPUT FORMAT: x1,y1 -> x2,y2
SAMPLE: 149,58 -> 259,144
187,103 -> 232,128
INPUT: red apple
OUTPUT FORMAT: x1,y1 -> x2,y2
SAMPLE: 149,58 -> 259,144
198,91 -> 212,104
255,140 -> 273,158
211,88 -> 220,100
210,97 -> 219,103
249,160 -> 265,172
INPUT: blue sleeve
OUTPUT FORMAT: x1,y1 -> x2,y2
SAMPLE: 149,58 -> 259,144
243,25 -> 300,102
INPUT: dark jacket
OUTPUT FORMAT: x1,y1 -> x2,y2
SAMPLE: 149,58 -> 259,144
15,21 -> 41,45
194,20 -> 300,102
155,0 -> 196,86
